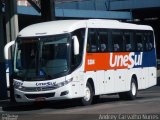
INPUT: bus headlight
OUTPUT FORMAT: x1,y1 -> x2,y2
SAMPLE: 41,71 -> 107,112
55,78 -> 73,88
14,81 -> 23,89
14,78 -> 73,91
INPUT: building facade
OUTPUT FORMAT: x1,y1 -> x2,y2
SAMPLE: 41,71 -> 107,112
17,0 -> 40,6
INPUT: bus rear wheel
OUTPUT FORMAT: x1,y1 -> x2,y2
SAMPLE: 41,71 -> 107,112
81,82 -> 93,106
119,78 -> 137,100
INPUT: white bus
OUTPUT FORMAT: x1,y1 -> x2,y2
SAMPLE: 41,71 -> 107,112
5,19 -> 157,105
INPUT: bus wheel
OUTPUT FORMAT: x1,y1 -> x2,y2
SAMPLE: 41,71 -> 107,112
81,82 -> 93,106
128,78 -> 138,100
119,78 -> 137,100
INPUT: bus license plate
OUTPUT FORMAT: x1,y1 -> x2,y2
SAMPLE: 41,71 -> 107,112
35,97 -> 46,102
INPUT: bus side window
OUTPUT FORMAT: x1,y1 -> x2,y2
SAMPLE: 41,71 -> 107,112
124,31 -> 132,52
145,32 -> 154,51
135,32 -> 144,52
112,31 -> 123,52
87,29 -> 99,53
98,29 -> 108,52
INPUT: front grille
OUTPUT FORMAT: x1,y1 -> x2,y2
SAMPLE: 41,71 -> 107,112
25,93 -> 55,99
21,86 -> 56,92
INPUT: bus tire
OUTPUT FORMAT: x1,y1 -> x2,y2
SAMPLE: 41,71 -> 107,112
81,82 -> 93,106
128,78 -> 138,100
119,78 -> 137,100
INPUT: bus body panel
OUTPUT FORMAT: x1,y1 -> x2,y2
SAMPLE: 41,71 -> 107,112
6,19 -> 157,103
14,67 -> 86,102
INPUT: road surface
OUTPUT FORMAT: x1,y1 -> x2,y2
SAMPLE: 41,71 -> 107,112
0,86 -> 160,120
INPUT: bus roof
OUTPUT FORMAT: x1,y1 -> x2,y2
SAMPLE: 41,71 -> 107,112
18,19 -> 153,37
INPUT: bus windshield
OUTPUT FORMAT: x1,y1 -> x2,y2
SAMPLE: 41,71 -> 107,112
14,34 -> 70,81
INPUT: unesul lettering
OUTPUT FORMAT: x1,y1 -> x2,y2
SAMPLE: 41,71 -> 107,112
36,82 -> 56,86
110,52 -> 143,68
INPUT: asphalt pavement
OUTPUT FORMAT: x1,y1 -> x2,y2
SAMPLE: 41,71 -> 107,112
0,85 -> 160,120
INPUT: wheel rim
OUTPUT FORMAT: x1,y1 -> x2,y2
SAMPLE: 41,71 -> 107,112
84,86 -> 91,101
131,82 -> 137,96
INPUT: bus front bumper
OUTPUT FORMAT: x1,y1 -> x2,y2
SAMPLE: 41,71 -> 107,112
14,84 -> 74,102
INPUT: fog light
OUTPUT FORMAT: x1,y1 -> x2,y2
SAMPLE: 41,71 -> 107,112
60,91 -> 69,96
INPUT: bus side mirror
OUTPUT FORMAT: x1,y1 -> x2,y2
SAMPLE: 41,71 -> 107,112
4,40 -> 15,60
72,36 -> 79,55
4,40 -> 15,88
